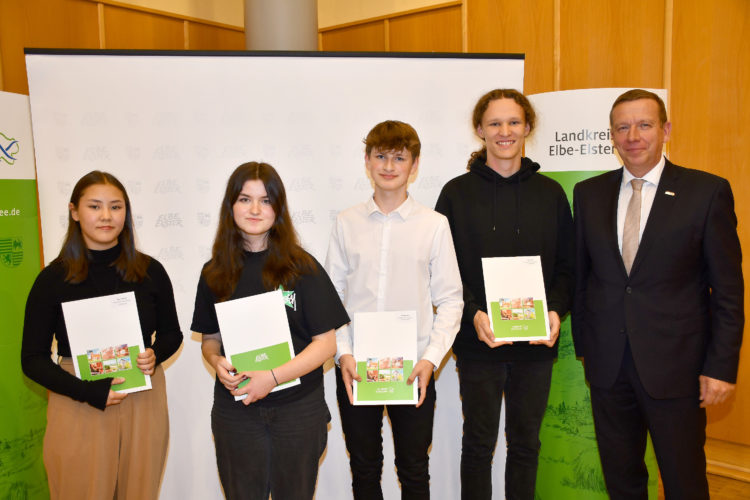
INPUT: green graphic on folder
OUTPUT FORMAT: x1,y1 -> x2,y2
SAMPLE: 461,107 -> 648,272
352,311 -> 418,405
215,290 -> 300,401
75,345 -> 147,391
482,256 -> 551,342
231,342 -> 297,390
63,292 -> 152,394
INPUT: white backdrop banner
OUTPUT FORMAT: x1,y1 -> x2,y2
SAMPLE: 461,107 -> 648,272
25,51 -> 524,499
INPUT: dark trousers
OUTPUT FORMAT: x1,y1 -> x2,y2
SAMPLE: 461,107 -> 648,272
211,384 -> 331,500
457,357 -> 554,500
336,366 -> 437,500
590,342 -> 709,500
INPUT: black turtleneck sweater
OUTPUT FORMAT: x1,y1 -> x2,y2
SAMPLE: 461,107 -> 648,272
435,156 -> 575,361
21,245 -> 183,410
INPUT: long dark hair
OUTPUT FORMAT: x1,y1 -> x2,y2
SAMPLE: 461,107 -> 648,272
203,162 -> 315,301
56,170 -> 149,283
467,88 -> 537,169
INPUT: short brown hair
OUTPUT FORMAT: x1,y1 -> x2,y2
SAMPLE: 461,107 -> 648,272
610,89 -> 668,126
364,120 -> 421,159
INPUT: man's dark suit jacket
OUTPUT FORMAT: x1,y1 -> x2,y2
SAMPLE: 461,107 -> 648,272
572,160 -> 744,399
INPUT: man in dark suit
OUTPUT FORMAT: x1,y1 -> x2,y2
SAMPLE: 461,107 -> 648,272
572,89 -> 744,500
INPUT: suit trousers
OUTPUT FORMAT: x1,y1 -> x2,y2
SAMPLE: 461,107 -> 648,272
336,366 -> 437,500
590,341 -> 709,500
43,359 -> 169,500
457,357 -> 554,500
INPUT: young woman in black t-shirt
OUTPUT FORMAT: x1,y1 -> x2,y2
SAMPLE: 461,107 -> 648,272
191,162 -> 349,500
22,170 -> 182,500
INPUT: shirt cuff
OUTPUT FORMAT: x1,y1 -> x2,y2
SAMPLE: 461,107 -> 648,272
420,344 -> 445,370
334,324 -> 353,365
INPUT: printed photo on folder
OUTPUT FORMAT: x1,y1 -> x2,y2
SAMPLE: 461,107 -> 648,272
352,311 -> 418,405
62,291 -> 151,394
214,290 -> 300,401
481,256 -> 551,342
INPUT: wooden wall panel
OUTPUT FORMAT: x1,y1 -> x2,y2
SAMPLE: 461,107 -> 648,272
319,0 -> 452,29
0,0 -> 100,94
97,0 -> 244,29
389,6 -> 462,52
103,4 -> 184,49
560,0 -> 665,90
671,0 -> 750,446
187,22 -> 245,50
466,0 -> 554,95
320,21 -> 386,52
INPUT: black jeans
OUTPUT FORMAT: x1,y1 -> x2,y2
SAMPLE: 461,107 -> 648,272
211,384 -> 331,500
457,357 -> 553,500
336,366 -> 437,500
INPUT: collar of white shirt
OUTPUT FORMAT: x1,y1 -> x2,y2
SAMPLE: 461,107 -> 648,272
621,155 -> 666,189
365,194 -> 415,220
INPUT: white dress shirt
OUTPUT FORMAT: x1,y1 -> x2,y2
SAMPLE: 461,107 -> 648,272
325,195 -> 464,367
617,156 -> 666,253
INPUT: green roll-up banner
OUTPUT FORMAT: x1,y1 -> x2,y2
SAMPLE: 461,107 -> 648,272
528,89 -> 666,499
537,171 -> 658,500
0,90 -> 48,499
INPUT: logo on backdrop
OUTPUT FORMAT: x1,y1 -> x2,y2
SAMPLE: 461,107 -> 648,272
288,177 -> 314,191
0,132 -> 20,165
0,237 -> 24,268
548,128 -> 614,156
292,210 -> 315,225
155,213 -> 183,227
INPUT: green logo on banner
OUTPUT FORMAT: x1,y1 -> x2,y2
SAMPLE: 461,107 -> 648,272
0,132 -> 20,165
0,237 -> 23,267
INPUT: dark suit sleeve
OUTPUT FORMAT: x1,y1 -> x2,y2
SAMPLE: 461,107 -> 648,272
700,178 -> 744,383
571,182 -> 590,358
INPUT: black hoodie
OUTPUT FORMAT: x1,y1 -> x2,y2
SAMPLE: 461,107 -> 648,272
435,156 -> 574,361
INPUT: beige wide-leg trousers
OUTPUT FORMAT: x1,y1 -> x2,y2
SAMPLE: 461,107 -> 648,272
43,359 -> 169,500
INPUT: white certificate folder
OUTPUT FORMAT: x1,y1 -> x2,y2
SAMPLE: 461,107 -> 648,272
352,311 -> 418,405
214,290 -> 300,400
481,256 -> 551,342
62,291 -> 151,394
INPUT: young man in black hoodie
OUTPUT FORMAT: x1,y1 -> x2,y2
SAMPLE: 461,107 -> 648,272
435,89 -> 574,500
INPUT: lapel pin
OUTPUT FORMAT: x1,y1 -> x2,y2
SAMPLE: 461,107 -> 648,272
665,190 -> 675,196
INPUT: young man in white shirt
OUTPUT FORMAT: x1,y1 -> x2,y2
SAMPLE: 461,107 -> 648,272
325,120 -> 463,499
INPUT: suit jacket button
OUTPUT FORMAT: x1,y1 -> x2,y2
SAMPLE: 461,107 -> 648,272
619,328 -> 625,334
626,286 -> 632,294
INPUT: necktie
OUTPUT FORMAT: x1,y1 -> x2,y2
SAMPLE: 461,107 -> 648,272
622,179 -> 645,275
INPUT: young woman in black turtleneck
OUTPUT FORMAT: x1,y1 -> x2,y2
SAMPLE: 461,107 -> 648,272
21,170 -> 182,500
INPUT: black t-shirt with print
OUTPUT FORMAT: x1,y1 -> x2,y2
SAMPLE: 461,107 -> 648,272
191,249 -> 349,409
